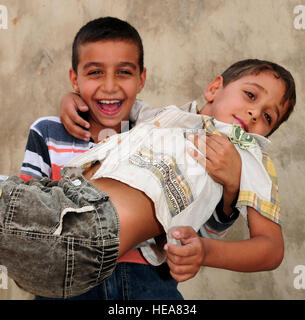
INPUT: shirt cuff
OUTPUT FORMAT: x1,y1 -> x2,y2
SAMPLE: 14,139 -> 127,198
215,195 -> 240,224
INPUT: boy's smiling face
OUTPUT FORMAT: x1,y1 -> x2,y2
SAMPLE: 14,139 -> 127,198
70,40 -> 146,136
202,71 -> 289,136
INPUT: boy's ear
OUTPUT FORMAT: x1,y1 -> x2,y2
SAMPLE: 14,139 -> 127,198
204,76 -> 224,102
137,67 -> 147,93
69,68 -> 80,93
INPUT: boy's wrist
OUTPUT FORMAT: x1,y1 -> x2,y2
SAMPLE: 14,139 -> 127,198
200,237 -> 208,267
215,195 -> 239,223
222,183 -> 239,214
223,181 -> 239,198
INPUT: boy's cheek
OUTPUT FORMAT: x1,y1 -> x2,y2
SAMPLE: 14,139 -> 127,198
78,84 -> 94,100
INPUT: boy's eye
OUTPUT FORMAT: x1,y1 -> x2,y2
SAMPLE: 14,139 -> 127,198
245,91 -> 255,100
264,112 -> 272,125
118,69 -> 132,75
88,70 -> 102,75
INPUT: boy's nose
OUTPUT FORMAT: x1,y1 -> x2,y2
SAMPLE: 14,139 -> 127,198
248,111 -> 257,121
101,75 -> 118,93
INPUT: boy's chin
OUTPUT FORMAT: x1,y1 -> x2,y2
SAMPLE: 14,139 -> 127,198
98,118 -> 126,135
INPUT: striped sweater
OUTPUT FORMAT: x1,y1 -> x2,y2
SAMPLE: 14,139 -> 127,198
20,116 -> 95,182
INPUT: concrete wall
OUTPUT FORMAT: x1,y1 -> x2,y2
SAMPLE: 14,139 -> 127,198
0,0 -> 304,300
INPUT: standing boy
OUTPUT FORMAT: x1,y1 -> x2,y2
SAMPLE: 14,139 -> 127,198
20,17 -> 240,299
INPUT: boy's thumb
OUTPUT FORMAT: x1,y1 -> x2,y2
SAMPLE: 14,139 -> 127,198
168,226 -> 197,244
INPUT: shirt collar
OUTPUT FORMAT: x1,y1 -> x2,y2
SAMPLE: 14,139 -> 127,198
194,95 -> 206,114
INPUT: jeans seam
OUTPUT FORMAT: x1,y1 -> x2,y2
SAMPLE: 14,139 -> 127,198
5,186 -> 21,228
0,227 -> 102,246
121,263 -> 129,300
95,205 -> 104,284
64,237 -> 75,298
103,281 -> 108,300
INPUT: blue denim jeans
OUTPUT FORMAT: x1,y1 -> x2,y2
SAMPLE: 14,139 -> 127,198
0,175 -> 120,298
37,261 -> 183,300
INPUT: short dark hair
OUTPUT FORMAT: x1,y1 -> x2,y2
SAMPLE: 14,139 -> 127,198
221,59 -> 296,135
72,16 -> 144,74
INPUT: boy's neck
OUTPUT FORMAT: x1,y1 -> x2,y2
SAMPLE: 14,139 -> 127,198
198,103 -> 211,117
88,116 -> 121,143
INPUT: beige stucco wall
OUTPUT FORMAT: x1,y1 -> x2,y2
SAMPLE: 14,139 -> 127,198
0,0 -> 304,300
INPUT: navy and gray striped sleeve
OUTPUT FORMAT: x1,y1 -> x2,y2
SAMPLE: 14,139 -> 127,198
199,196 -> 240,238
20,124 -> 51,179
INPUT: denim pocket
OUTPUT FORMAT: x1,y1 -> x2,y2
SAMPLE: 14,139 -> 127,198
53,205 -> 95,236
4,184 -> 77,234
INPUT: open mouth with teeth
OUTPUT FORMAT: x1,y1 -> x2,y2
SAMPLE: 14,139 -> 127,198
96,99 -> 123,116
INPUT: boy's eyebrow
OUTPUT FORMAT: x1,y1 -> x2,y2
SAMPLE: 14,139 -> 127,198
244,82 -> 268,94
82,61 -> 137,70
118,62 -> 137,70
83,62 -> 102,69
273,103 -> 280,121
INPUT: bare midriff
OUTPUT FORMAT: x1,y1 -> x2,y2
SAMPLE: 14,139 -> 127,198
83,162 -> 164,258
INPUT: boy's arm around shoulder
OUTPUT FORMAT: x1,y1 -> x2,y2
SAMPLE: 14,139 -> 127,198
165,207 -> 284,282
60,92 -> 90,141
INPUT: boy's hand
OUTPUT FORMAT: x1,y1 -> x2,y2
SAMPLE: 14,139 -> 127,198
187,132 -> 241,214
164,226 -> 205,282
60,92 -> 91,141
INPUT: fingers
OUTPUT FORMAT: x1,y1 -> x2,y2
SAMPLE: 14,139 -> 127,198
64,117 -> 91,141
165,242 -> 197,258
187,134 -> 207,169
205,134 -> 228,157
188,132 -> 228,156
186,132 -> 241,186
60,93 -> 91,141
169,226 -> 198,244
187,133 -> 206,157
69,105 -> 90,130
76,105 -> 90,114
164,226 -> 204,282
165,241 -> 202,282
164,226 -> 200,260
168,265 -> 198,282
186,134 -> 216,171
